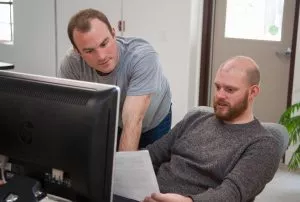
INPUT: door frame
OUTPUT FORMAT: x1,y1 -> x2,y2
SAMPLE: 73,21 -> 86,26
198,0 -> 300,108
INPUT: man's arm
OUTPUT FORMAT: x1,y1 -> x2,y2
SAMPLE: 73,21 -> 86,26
146,110 -> 193,172
118,95 -> 151,151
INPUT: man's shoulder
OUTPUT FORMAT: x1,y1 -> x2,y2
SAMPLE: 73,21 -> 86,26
117,36 -> 156,54
183,106 -> 214,122
240,119 -> 282,152
116,36 -> 150,45
64,48 -> 81,61
59,47 -> 89,79
256,121 -> 284,146
60,48 -> 84,71
187,106 -> 214,115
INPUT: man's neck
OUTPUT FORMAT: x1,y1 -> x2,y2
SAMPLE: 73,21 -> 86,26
224,114 -> 254,124
96,70 -> 112,76
224,108 -> 255,124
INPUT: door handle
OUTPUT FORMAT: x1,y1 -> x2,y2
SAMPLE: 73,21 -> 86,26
276,47 -> 291,57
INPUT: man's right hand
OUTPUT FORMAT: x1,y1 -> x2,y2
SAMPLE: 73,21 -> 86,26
143,193 -> 193,202
0,180 -> 4,185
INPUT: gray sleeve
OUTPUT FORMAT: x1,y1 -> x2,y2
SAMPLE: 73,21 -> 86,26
146,120 -> 184,173
127,53 -> 162,96
146,110 -> 197,173
58,53 -> 81,80
190,137 -> 281,202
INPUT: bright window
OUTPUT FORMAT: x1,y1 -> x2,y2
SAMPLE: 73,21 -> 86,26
225,0 -> 284,41
0,0 -> 13,42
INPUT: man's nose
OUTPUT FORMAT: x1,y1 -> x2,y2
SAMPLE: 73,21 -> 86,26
95,48 -> 106,60
215,89 -> 226,99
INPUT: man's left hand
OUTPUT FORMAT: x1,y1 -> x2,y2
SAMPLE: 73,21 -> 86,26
143,193 -> 193,202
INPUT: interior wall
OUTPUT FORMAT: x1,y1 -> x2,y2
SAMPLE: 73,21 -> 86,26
0,0 -> 56,76
122,0 -> 203,125
292,11 -> 300,104
187,0 -> 204,110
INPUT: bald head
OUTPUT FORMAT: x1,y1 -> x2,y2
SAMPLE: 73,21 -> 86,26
213,56 -> 260,123
218,56 -> 260,86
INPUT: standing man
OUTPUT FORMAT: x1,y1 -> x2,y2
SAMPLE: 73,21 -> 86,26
59,8 -> 172,151
143,56 -> 282,202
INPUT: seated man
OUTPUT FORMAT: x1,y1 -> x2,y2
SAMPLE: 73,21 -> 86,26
144,56 -> 281,202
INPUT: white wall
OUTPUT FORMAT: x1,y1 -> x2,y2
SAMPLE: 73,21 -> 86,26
188,0 -> 203,109
122,0 -> 203,124
0,0 -> 56,76
292,11 -> 300,104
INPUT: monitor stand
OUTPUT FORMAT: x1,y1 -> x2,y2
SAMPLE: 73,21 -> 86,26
0,175 -> 46,202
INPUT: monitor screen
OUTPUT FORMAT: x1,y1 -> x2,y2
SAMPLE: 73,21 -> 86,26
0,70 -> 120,202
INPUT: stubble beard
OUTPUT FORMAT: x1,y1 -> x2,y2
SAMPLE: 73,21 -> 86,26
213,92 -> 249,121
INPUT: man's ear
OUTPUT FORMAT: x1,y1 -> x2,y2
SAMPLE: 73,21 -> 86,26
249,85 -> 260,100
111,28 -> 116,38
73,46 -> 81,55
73,46 -> 78,52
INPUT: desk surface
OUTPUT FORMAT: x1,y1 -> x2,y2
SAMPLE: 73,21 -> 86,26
0,61 -> 14,70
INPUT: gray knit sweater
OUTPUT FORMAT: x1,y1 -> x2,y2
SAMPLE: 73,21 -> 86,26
147,108 -> 281,202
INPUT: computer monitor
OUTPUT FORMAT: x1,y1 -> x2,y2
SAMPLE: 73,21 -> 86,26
0,70 -> 120,202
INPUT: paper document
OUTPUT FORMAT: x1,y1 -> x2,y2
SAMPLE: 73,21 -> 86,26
113,150 -> 160,201
40,194 -> 72,202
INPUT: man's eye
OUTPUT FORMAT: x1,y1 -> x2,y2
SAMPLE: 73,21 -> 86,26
226,88 -> 234,93
100,42 -> 108,48
85,50 -> 93,54
100,40 -> 109,48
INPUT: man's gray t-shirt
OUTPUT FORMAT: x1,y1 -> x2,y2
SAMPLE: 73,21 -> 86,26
59,36 -> 171,132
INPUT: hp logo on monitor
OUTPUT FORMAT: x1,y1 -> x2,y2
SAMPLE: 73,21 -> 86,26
19,121 -> 34,144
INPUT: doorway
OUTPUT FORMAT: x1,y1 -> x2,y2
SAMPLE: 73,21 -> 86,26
199,0 -> 300,123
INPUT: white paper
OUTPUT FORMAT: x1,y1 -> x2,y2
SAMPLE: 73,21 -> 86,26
113,150 -> 160,201
40,194 -> 72,202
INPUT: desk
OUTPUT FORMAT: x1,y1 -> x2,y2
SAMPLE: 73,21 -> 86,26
0,61 -> 14,70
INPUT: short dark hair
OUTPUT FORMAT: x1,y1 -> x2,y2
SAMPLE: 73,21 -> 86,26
246,65 -> 260,86
67,8 -> 113,50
